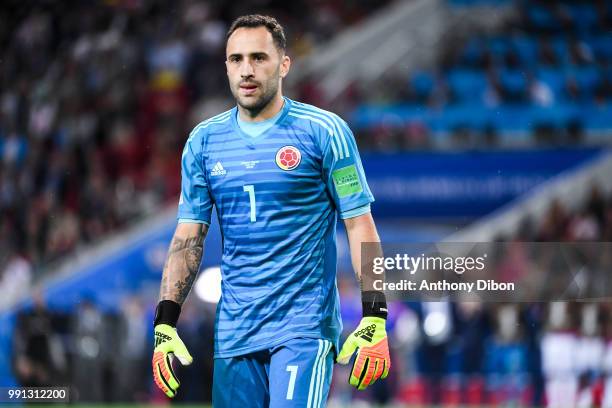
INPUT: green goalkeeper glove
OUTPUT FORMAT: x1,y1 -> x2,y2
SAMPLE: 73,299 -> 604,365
337,316 -> 391,390
152,324 -> 193,398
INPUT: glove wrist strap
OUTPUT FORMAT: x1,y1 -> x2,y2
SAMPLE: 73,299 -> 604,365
361,290 -> 388,319
154,300 -> 181,327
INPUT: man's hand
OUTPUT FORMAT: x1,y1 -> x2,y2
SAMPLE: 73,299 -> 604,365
152,324 -> 193,398
337,316 -> 390,390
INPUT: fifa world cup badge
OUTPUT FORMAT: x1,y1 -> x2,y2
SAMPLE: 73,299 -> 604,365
275,146 -> 301,171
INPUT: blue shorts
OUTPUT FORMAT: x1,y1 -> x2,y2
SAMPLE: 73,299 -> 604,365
213,338 -> 334,408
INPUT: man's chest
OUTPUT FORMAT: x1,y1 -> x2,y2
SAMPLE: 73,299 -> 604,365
202,135 -> 324,207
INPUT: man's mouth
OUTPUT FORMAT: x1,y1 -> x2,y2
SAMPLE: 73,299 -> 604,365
240,83 -> 258,95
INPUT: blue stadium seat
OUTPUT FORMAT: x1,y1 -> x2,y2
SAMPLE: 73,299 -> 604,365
591,34 -> 612,61
511,36 -> 538,66
352,103 -> 612,134
500,69 -> 528,95
460,38 -> 486,66
447,69 -> 487,103
552,37 -> 571,65
411,71 -> 435,99
569,66 -> 600,94
527,6 -> 559,31
489,37 -> 510,56
579,104 -> 612,130
568,5 -> 598,34
535,68 -> 566,98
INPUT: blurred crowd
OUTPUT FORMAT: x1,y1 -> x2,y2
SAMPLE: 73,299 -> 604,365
11,185 -> 612,405
519,185 -> 612,243
11,291 -> 211,404
355,0 -> 612,149
0,0 -> 389,307
332,185 -> 612,406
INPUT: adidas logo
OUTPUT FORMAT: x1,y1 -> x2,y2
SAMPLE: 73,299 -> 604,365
355,324 -> 376,342
211,161 -> 226,176
154,331 -> 172,347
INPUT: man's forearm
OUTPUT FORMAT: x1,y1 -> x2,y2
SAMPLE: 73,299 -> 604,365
344,213 -> 383,291
159,224 -> 207,305
153,223 -> 202,399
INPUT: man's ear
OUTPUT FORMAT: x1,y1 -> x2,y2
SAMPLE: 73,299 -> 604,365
280,54 -> 291,79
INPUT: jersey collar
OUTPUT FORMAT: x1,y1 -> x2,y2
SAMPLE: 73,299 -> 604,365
231,97 -> 293,145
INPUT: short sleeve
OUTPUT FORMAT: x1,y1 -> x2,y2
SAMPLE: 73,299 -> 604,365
322,117 -> 374,216
177,133 -> 213,224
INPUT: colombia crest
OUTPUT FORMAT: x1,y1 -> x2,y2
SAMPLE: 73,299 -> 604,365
275,146 -> 301,171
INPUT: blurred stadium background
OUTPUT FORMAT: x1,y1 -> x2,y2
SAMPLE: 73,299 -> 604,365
1,0 -> 612,406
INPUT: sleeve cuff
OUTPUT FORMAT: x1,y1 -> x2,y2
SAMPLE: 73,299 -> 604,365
339,204 -> 371,219
178,218 -> 210,225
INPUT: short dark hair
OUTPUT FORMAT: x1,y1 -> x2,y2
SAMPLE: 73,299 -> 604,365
226,14 -> 287,52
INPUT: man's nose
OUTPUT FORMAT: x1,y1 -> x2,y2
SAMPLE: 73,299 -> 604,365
240,60 -> 255,78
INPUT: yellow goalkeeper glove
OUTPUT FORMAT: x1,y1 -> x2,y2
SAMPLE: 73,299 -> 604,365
152,324 -> 192,398
337,316 -> 391,390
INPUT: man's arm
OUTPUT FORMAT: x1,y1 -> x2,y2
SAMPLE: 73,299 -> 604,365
344,212 -> 381,285
159,222 -> 209,304
152,221 -> 207,398
338,212 -> 390,390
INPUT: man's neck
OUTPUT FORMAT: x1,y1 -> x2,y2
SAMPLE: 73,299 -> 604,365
238,93 -> 285,123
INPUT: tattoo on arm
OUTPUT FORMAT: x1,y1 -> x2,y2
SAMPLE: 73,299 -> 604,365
159,227 -> 205,305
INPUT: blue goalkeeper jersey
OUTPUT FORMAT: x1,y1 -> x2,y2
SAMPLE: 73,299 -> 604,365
177,97 -> 374,358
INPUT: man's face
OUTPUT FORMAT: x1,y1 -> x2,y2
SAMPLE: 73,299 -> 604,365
226,26 -> 290,113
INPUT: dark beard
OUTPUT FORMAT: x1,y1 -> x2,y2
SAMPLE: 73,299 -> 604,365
236,80 -> 278,118
234,65 -> 281,118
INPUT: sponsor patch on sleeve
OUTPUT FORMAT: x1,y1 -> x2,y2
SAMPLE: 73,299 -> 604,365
332,165 -> 363,198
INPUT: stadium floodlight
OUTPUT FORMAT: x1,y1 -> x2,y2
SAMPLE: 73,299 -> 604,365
194,266 -> 222,303
423,310 -> 449,341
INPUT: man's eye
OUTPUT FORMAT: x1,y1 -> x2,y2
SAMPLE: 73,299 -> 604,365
255,55 -> 264,62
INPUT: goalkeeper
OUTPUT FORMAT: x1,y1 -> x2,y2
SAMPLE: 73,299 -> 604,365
152,14 -> 391,406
